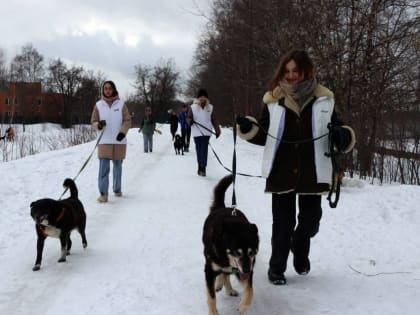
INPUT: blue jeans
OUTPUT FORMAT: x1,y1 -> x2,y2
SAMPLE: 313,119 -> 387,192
143,133 -> 153,152
98,159 -> 123,195
194,136 -> 210,168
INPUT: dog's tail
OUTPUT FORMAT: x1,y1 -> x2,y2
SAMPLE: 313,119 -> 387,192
63,178 -> 78,198
210,175 -> 233,212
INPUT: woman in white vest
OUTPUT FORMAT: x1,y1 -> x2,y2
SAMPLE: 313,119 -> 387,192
236,50 -> 356,285
187,89 -> 221,176
91,81 -> 131,203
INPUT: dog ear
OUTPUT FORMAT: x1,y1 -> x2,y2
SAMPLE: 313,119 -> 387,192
249,223 -> 258,234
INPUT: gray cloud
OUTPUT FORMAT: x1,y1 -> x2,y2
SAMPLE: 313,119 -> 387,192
0,0 -> 209,96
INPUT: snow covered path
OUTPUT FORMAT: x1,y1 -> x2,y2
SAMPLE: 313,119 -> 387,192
0,125 -> 419,315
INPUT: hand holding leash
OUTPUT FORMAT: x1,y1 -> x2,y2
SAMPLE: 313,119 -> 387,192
97,120 -> 106,130
116,132 -> 125,141
236,116 -> 252,133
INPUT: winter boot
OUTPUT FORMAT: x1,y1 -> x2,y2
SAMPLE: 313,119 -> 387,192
268,268 -> 287,285
97,194 -> 108,203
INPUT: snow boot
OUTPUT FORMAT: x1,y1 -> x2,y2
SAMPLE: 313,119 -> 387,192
268,268 -> 287,285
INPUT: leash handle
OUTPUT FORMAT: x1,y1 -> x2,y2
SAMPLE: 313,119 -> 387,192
326,124 -> 341,208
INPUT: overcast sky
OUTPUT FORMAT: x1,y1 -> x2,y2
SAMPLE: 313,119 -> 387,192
0,0 -> 210,97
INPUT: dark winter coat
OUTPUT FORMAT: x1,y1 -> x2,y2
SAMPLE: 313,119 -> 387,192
140,115 -> 156,135
169,114 -> 179,131
178,110 -> 190,130
238,84 -> 355,194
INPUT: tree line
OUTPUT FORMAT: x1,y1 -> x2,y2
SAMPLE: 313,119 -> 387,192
187,0 -> 420,185
0,44 -> 182,127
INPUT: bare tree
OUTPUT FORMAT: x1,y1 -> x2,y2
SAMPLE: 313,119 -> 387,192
0,47 -> 8,90
10,43 -> 44,82
134,58 -> 180,120
46,58 -> 84,127
189,0 -> 420,183
74,70 -> 105,123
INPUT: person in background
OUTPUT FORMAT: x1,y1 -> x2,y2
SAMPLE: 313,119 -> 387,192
178,104 -> 191,152
236,49 -> 356,285
139,105 -> 156,153
91,80 -> 131,203
5,126 -> 15,141
168,109 -> 179,140
187,88 -> 221,176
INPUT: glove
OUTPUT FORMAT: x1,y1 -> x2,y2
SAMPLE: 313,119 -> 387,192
329,124 -> 351,152
116,132 -> 125,141
97,120 -> 106,130
138,128 -> 142,133
236,116 -> 252,134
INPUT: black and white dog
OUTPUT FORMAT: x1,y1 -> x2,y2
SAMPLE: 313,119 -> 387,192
174,134 -> 184,155
30,178 -> 87,271
202,175 -> 259,315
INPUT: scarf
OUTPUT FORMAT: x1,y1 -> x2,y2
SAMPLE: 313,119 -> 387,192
279,78 -> 317,108
102,95 -> 120,106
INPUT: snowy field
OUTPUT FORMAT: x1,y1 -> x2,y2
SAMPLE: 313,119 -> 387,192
0,124 -> 419,315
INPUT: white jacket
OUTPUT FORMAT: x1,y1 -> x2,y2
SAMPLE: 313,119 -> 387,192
96,99 -> 127,144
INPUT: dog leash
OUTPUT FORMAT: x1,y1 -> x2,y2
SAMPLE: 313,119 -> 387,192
231,118 -> 238,215
192,120 -> 262,178
59,129 -> 105,200
325,123 -> 343,208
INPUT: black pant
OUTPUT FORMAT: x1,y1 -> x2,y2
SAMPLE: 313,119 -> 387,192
269,192 -> 322,273
181,128 -> 191,149
170,126 -> 178,140
193,136 -> 210,169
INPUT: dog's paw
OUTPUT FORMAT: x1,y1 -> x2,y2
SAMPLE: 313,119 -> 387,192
32,264 -> 41,271
83,242 -> 88,249
57,258 -> 66,263
238,302 -> 251,315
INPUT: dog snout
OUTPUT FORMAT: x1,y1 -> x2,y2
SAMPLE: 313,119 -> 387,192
240,256 -> 254,274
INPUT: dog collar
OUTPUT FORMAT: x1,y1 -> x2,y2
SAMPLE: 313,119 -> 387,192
38,225 -> 48,237
214,266 -> 240,276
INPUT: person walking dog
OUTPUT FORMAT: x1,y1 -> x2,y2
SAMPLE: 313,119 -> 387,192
236,49 -> 355,285
187,88 -> 221,176
178,104 -> 191,152
91,80 -> 131,203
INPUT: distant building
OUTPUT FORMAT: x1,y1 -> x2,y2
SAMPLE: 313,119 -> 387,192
0,82 -> 64,124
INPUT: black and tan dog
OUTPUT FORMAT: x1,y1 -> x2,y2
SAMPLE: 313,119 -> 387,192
174,134 -> 184,155
202,175 -> 259,315
30,178 -> 87,271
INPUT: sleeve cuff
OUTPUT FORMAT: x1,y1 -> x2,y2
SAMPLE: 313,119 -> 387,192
236,116 -> 259,140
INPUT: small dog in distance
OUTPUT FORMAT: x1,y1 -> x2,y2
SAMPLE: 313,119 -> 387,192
174,134 -> 184,155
